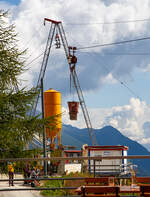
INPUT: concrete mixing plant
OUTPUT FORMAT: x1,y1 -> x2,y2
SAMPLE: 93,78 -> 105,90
44,89 -> 61,149
28,18 -> 98,177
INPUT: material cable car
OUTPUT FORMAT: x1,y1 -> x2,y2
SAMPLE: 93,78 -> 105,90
68,101 -> 79,120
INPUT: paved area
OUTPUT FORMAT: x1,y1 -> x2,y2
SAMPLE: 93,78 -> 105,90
0,174 -> 80,197
0,174 -> 42,197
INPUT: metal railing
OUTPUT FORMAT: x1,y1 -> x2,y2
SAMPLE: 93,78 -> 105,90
0,155 -> 149,193
0,155 -> 150,162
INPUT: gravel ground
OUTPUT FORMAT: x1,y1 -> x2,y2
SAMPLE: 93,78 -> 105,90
0,174 -> 80,197
0,174 -> 42,197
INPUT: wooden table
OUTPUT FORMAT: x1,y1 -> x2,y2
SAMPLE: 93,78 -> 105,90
75,185 -> 140,195
76,185 -> 120,196
120,185 -> 140,193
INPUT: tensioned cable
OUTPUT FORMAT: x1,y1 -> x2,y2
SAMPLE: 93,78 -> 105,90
62,28 -> 146,101
77,51 -> 150,56
28,25 -> 144,102
25,44 -> 58,67
77,36 -> 150,50
21,24 -> 50,63
65,18 -> 150,25
98,53 -> 150,56
78,50 -> 143,101
21,24 -> 44,50
119,81 -> 142,101
26,52 -> 44,67
103,59 -> 142,100
67,27 -> 143,100
104,66 -> 143,101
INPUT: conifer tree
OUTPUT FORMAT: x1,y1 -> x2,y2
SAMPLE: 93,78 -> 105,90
0,10 -> 43,158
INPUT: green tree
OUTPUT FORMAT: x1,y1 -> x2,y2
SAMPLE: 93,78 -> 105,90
0,10 -> 44,159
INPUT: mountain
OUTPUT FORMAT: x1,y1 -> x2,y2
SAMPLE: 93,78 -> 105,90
61,125 -> 150,176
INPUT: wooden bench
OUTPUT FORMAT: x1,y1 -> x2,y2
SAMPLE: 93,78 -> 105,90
84,177 -> 109,186
80,186 -> 120,197
140,185 -> 150,196
136,177 -> 150,184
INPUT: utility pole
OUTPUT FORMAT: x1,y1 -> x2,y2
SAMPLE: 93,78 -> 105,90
41,78 -> 47,176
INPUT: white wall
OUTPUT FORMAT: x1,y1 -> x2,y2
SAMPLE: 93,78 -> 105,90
90,150 -> 122,172
65,163 -> 81,174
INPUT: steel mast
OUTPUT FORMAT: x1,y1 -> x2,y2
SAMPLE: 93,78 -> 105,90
31,18 -> 97,146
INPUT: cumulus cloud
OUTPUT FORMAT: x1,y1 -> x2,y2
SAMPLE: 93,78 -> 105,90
102,98 -> 150,141
2,0 -> 150,150
1,0 -> 150,91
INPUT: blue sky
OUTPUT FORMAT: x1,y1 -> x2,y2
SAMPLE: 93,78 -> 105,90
4,0 -> 150,108
85,63 -> 150,108
2,0 -> 150,150
3,0 -> 20,5
8,0 -> 20,4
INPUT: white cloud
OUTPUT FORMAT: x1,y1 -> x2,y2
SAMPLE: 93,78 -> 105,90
141,63 -> 150,72
2,0 -> 150,150
102,98 -> 149,142
1,0 -> 150,91
101,73 -> 117,84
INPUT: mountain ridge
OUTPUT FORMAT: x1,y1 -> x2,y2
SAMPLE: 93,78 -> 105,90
61,125 -> 150,176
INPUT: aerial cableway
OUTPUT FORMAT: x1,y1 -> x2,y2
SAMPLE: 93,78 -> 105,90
30,18 -> 97,146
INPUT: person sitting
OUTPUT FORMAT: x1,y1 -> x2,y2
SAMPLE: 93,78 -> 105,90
30,167 -> 40,187
35,166 -> 40,177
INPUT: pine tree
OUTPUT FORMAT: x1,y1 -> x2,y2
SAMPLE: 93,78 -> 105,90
0,10 -> 43,158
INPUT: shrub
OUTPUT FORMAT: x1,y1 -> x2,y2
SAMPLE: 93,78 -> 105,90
40,178 -> 68,196
40,172 -> 92,196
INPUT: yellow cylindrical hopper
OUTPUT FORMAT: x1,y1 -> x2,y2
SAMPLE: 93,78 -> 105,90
44,89 -> 61,148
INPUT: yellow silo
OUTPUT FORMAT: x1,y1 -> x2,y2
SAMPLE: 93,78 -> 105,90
44,89 -> 61,149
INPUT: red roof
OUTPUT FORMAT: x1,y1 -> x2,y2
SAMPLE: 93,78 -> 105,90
84,145 -> 128,151
64,150 -> 82,153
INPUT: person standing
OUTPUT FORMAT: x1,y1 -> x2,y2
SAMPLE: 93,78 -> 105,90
23,163 -> 31,184
8,162 -> 15,186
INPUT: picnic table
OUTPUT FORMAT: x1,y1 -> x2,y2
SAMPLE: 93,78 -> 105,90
75,185 -> 141,196
75,177 -> 150,196
120,185 -> 140,193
